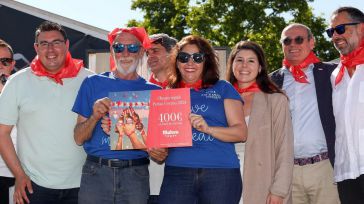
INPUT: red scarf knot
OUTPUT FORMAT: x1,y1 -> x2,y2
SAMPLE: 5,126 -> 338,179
108,27 -> 151,71
30,52 -> 83,85
282,51 -> 320,83
179,80 -> 203,91
233,82 -> 260,94
335,40 -> 364,86
149,75 -> 168,89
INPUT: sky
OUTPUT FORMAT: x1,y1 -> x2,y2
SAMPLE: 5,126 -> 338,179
13,0 -> 364,32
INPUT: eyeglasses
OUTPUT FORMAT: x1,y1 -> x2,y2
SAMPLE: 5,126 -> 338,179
326,22 -> 360,38
281,36 -> 306,46
36,40 -> 65,49
0,58 -> 13,66
177,52 -> 205,64
112,43 -> 140,53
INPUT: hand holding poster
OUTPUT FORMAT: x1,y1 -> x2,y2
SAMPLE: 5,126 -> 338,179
109,88 -> 192,150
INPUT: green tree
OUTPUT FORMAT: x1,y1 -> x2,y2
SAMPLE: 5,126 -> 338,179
129,0 -> 338,72
129,0 -> 189,40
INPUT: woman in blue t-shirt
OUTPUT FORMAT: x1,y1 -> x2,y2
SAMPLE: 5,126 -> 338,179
226,41 -> 293,204
158,35 -> 248,204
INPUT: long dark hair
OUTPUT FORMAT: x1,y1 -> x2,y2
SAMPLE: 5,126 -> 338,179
168,35 -> 219,88
226,41 -> 284,94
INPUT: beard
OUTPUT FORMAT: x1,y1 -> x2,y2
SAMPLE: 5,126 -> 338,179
114,56 -> 140,75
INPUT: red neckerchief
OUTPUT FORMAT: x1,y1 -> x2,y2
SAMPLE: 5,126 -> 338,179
335,40 -> 364,86
108,27 -> 151,71
179,80 -> 202,91
282,51 -> 320,83
233,82 -> 260,93
149,75 -> 168,89
30,52 -> 83,85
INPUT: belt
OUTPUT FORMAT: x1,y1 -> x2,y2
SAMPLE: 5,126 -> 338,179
87,155 -> 149,168
294,152 -> 329,166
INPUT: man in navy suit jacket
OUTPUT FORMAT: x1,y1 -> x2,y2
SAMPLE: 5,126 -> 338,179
270,23 -> 339,204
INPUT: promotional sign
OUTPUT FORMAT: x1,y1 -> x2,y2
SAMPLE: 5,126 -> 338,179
109,88 -> 191,150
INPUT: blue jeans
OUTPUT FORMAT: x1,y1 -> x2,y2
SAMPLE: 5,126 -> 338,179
25,181 -> 79,204
159,166 -> 242,204
78,159 -> 150,204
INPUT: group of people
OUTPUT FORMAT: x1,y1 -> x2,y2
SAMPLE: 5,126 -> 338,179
0,5 -> 363,204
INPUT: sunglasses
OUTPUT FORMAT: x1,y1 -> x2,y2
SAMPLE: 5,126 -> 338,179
112,43 -> 140,53
281,36 -> 306,46
177,52 -> 205,64
0,58 -> 13,66
326,22 -> 360,38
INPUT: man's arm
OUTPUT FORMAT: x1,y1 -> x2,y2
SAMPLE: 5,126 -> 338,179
0,124 -> 32,204
74,97 -> 111,145
74,115 -> 99,145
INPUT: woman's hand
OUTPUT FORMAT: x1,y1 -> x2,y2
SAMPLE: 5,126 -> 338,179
148,148 -> 169,163
266,193 -> 283,204
190,113 -> 211,134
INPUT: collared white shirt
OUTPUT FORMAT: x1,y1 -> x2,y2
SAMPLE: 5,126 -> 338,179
331,63 -> 364,182
282,64 -> 328,158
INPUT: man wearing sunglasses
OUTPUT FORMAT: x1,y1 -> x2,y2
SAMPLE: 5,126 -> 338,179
0,40 -> 15,92
0,21 -> 93,204
271,23 -> 340,204
0,39 -> 17,204
146,33 -> 177,204
328,7 -> 364,204
72,27 -> 161,204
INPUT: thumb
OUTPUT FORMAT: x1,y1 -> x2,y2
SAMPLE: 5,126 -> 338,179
26,181 -> 33,194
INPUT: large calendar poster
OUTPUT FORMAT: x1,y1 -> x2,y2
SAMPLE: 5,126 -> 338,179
109,88 -> 192,150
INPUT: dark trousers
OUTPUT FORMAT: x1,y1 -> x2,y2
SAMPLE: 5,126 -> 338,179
338,174 -> 364,204
0,176 -> 15,204
148,195 -> 159,204
25,181 -> 79,204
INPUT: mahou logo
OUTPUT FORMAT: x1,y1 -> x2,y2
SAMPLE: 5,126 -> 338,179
162,130 -> 179,137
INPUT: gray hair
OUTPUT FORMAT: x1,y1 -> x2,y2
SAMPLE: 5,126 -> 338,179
332,7 -> 364,23
150,33 -> 177,53
281,23 -> 314,41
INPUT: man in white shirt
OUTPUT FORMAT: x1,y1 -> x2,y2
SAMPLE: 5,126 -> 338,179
0,21 -> 93,204
327,6 -> 364,204
271,23 -> 340,204
0,38 -> 16,204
